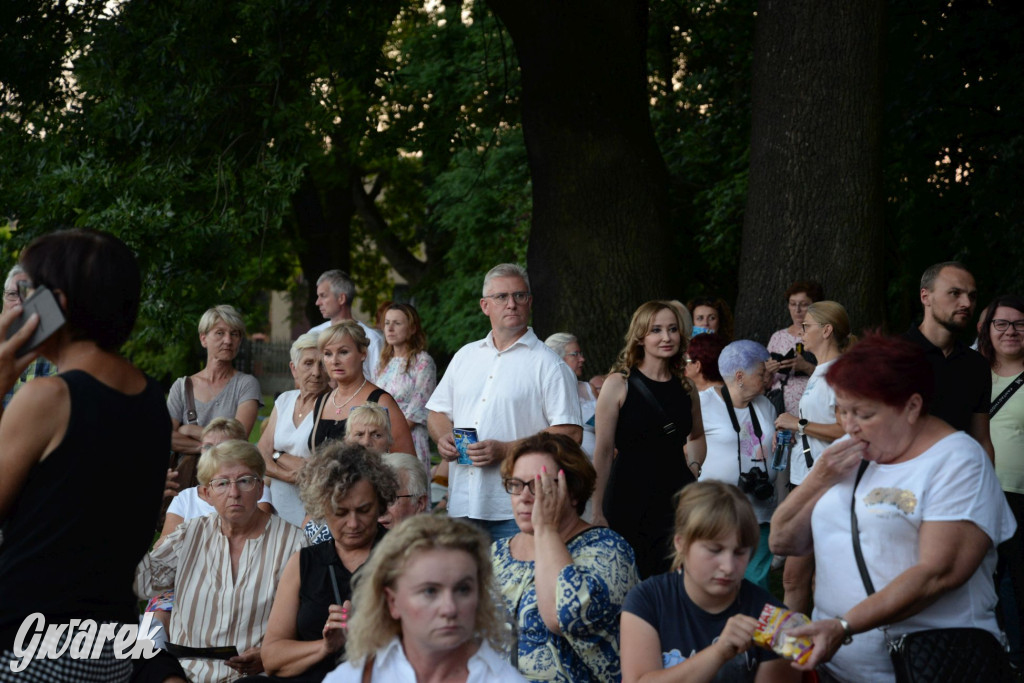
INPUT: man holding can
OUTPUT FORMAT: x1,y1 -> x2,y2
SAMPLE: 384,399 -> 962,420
426,263 -> 583,541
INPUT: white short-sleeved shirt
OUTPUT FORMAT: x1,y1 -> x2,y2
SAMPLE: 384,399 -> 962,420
324,637 -> 525,682
264,389 -> 315,527
699,388 -> 778,523
791,359 -> 838,485
167,486 -> 271,521
811,432 -> 1017,683
310,319 -> 384,382
426,328 -> 583,520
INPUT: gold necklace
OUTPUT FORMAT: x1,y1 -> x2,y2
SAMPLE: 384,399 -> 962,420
331,379 -> 367,416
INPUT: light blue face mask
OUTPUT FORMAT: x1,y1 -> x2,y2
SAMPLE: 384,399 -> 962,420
691,326 -> 714,336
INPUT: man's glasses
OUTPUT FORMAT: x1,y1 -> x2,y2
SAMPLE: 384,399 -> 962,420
206,475 -> 260,493
483,291 -> 530,305
503,478 -> 537,496
992,319 -> 1024,332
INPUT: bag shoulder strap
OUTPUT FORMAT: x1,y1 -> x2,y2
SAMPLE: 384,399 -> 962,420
183,376 -> 198,424
850,459 -> 876,595
361,654 -> 375,683
310,390 -> 328,456
627,371 -> 670,425
989,370 -> 1024,419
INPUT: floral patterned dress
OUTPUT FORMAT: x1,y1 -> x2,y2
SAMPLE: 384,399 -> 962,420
767,328 -> 810,416
376,351 -> 437,472
492,526 -> 640,682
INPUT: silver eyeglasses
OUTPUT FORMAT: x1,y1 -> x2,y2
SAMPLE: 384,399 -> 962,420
206,475 -> 260,494
484,291 -> 530,305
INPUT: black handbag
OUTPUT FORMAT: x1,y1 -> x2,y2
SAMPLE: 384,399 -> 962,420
849,461 -> 1018,683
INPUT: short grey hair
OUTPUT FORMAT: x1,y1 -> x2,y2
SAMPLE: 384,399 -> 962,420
382,452 -> 428,498
920,261 -> 969,291
5,264 -> 24,290
718,340 -> 770,379
318,269 -> 355,301
482,263 -> 530,297
544,332 -> 577,359
198,304 -> 246,336
290,331 -> 321,365
197,440 -> 266,485
345,402 -> 394,447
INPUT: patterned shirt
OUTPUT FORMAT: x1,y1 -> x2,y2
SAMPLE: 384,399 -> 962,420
492,526 -> 640,682
2,357 -> 56,408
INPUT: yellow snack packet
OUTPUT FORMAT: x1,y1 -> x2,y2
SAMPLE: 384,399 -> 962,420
752,603 -> 814,664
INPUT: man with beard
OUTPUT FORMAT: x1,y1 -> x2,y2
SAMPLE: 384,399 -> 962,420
904,261 -> 995,460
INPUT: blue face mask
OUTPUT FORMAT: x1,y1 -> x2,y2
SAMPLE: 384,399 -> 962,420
691,326 -> 714,336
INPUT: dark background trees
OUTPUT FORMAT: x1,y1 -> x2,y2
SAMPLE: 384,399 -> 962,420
2,0 -> 1022,378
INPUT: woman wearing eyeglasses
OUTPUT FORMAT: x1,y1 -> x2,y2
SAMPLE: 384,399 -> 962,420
135,440 -> 306,682
764,280 -> 823,416
978,294 -> 1024,660
492,432 -> 639,682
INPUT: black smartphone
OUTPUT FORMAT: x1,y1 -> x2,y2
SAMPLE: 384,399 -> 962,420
5,285 -> 66,356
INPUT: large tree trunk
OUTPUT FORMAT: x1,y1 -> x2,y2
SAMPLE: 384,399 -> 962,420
735,0 -> 886,343
488,0 -> 677,373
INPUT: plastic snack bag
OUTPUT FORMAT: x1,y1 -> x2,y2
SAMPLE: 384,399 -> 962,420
752,603 -> 814,664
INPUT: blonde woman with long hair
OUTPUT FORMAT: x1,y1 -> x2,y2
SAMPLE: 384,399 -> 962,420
592,301 -> 706,578
322,515 -> 523,682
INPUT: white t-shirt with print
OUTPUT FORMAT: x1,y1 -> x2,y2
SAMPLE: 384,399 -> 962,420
811,431 -> 1016,683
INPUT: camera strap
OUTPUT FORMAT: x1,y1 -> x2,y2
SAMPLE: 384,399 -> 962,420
721,384 -> 765,473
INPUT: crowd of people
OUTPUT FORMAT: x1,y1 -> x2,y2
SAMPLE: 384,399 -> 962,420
0,230 -> 1020,683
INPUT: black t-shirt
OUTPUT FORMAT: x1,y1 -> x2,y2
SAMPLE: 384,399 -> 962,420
903,327 -> 991,433
623,571 -> 782,683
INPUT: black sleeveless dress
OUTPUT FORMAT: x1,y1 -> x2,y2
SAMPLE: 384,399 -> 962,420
602,369 -> 695,578
308,387 -> 387,451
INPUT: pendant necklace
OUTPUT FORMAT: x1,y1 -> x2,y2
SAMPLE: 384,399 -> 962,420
332,379 -> 367,416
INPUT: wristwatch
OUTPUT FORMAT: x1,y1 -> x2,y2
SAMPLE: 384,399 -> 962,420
798,418 -> 808,436
272,451 -> 283,462
835,616 -> 854,644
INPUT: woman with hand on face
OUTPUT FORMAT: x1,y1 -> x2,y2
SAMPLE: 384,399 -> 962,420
168,305 -> 263,461
773,302 -> 852,612
593,301 -> 706,579
258,332 -> 328,528
493,433 -> 639,682
699,340 -> 778,590
310,322 -> 414,455
323,515 -> 524,682
250,443 -> 398,682
620,482 -> 800,683
770,335 -> 1016,682
376,303 -> 436,475
764,281 -> 823,416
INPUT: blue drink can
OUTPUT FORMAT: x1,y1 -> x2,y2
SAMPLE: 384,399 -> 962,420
453,428 -> 478,465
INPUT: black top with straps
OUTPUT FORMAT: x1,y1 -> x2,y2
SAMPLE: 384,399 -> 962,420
308,387 -> 388,451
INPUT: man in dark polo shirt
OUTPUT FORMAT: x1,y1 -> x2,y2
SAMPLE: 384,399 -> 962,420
904,261 -> 994,461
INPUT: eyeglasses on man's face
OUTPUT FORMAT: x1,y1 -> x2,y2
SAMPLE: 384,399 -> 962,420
206,475 -> 260,494
484,291 -> 530,305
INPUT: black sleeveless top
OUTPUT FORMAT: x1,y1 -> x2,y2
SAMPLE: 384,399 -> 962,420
308,387 -> 387,451
0,370 -> 169,650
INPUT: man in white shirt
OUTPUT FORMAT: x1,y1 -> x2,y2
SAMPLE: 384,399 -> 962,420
308,269 -> 383,381
426,263 -> 582,541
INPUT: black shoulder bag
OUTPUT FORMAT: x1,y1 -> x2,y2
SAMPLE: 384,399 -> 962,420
849,461 -> 1017,683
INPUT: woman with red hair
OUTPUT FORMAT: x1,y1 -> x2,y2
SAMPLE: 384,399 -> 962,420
770,334 -> 1015,681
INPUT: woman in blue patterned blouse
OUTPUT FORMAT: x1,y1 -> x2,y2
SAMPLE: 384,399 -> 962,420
492,432 -> 640,682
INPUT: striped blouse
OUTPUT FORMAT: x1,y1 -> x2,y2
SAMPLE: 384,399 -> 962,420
135,512 -> 306,683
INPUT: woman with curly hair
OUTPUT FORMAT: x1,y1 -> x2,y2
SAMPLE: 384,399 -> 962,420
246,442 -> 398,682
323,515 -> 523,682
592,301 -> 706,578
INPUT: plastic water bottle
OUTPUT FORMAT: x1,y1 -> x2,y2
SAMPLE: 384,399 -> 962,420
772,429 -> 792,470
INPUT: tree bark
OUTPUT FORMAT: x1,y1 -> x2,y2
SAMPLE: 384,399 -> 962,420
735,0 -> 886,343
488,0 -> 677,373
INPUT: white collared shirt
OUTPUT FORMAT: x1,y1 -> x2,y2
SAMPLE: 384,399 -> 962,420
426,328 -> 582,519
323,637 -> 526,683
